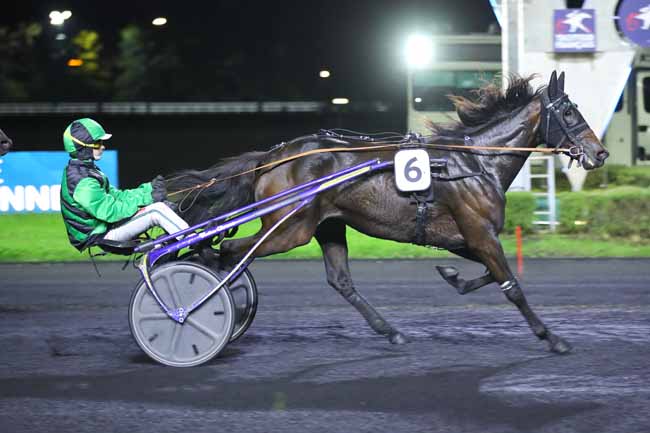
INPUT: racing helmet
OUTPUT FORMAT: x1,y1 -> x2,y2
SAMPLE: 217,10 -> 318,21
63,118 -> 112,159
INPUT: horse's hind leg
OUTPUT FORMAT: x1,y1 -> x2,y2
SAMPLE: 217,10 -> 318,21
315,219 -> 408,344
219,206 -> 318,264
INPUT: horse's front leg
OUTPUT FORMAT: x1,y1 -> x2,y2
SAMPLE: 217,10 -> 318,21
315,219 -> 408,344
436,247 -> 494,294
457,219 -> 571,353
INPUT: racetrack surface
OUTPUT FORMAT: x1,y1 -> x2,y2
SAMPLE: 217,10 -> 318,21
1,258 -> 649,433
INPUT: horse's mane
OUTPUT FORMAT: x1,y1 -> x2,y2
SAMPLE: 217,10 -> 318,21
426,74 -> 543,142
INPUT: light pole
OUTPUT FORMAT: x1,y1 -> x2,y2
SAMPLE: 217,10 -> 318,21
48,10 -> 72,59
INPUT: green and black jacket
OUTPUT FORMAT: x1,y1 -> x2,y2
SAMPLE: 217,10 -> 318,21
60,159 -> 153,251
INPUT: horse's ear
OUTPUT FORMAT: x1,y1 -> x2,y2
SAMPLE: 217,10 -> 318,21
548,70 -> 558,99
558,71 -> 565,93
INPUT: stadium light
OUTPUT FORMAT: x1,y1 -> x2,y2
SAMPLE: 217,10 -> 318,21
405,34 -> 434,69
152,17 -> 168,26
331,98 -> 349,105
49,10 -> 72,26
319,70 -> 331,78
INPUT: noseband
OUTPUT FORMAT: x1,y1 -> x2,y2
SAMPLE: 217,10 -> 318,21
540,91 -> 590,168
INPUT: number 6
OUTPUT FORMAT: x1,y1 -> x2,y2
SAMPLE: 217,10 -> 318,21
405,157 -> 422,182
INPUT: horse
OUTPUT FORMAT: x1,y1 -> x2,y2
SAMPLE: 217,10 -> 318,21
166,72 -> 608,354
0,128 -> 12,156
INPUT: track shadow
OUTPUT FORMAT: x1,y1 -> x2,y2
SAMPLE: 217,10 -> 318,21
0,357 -> 600,431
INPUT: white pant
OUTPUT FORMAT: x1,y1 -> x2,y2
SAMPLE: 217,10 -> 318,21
103,202 -> 189,242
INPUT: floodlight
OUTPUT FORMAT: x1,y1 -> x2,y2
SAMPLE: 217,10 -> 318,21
319,70 -> 331,78
405,34 -> 434,69
49,11 -> 64,26
332,98 -> 349,105
49,10 -> 71,26
152,17 -> 168,26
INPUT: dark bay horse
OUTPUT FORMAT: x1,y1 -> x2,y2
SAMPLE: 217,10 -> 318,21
0,128 -> 12,156
168,72 -> 608,353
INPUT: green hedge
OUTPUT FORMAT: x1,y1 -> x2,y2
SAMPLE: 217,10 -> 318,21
555,164 -> 650,190
505,187 -> 650,238
504,192 -> 537,233
557,187 -> 650,237
608,165 -> 650,187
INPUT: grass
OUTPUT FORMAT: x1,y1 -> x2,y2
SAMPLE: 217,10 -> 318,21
1,213 -> 650,263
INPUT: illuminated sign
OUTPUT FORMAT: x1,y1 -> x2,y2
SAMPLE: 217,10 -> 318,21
0,151 -> 118,213
618,0 -> 650,47
553,9 -> 596,53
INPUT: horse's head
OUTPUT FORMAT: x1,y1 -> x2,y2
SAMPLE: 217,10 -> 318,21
540,71 -> 608,170
0,128 -> 12,156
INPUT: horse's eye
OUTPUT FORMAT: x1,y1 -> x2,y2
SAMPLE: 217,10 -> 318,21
564,109 -> 573,117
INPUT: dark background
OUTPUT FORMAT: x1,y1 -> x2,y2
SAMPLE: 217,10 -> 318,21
1,0 -> 497,185
6,112 -> 402,185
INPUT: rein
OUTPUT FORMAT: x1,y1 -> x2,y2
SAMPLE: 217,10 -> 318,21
167,135 -> 570,200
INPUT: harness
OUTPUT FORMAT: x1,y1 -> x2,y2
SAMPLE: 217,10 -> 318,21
323,132 -> 487,246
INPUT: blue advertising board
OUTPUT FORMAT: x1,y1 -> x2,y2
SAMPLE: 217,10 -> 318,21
0,151 -> 119,213
618,0 -> 650,47
553,9 -> 596,53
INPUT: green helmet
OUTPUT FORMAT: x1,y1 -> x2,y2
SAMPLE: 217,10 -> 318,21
63,118 -> 112,156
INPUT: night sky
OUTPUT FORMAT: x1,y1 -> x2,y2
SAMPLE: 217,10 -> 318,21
2,0 -> 498,103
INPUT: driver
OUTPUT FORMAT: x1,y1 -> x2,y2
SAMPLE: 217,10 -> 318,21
60,118 -> 189,251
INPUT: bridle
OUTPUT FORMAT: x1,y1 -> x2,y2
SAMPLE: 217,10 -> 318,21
540,89 -> 590,168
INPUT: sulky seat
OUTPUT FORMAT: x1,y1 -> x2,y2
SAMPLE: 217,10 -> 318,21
96,238 -> 143,256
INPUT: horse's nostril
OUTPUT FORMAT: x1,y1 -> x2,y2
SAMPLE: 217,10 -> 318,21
597,150 -> 609,161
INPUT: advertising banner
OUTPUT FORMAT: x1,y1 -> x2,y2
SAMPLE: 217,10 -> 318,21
553,9 -> 596,52
0,151 -> 118,213
618,0 -> 650,47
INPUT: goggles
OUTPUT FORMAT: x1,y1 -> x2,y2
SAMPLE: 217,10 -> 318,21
65,131 -> 106,149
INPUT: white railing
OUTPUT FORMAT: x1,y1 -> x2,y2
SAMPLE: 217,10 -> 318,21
0,100 -> 381,115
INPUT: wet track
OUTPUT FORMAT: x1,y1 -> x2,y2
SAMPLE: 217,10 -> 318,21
1,258 -> 649,433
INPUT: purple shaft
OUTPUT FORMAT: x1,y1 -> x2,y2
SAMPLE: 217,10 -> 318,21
138,158 -> 382,252
148,159 -> 392,265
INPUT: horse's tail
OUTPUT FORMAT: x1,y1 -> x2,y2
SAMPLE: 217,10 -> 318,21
166,150 -> 268,223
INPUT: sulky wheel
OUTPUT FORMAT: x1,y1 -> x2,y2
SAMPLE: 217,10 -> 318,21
179,249 -> 259,342
129,261 -> 235,367
217,268 -> 258,342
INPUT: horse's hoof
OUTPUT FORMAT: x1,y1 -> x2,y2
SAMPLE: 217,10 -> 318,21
436,265 -> 459,280
389,332 -> 409,344
549,337 -> 572,354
